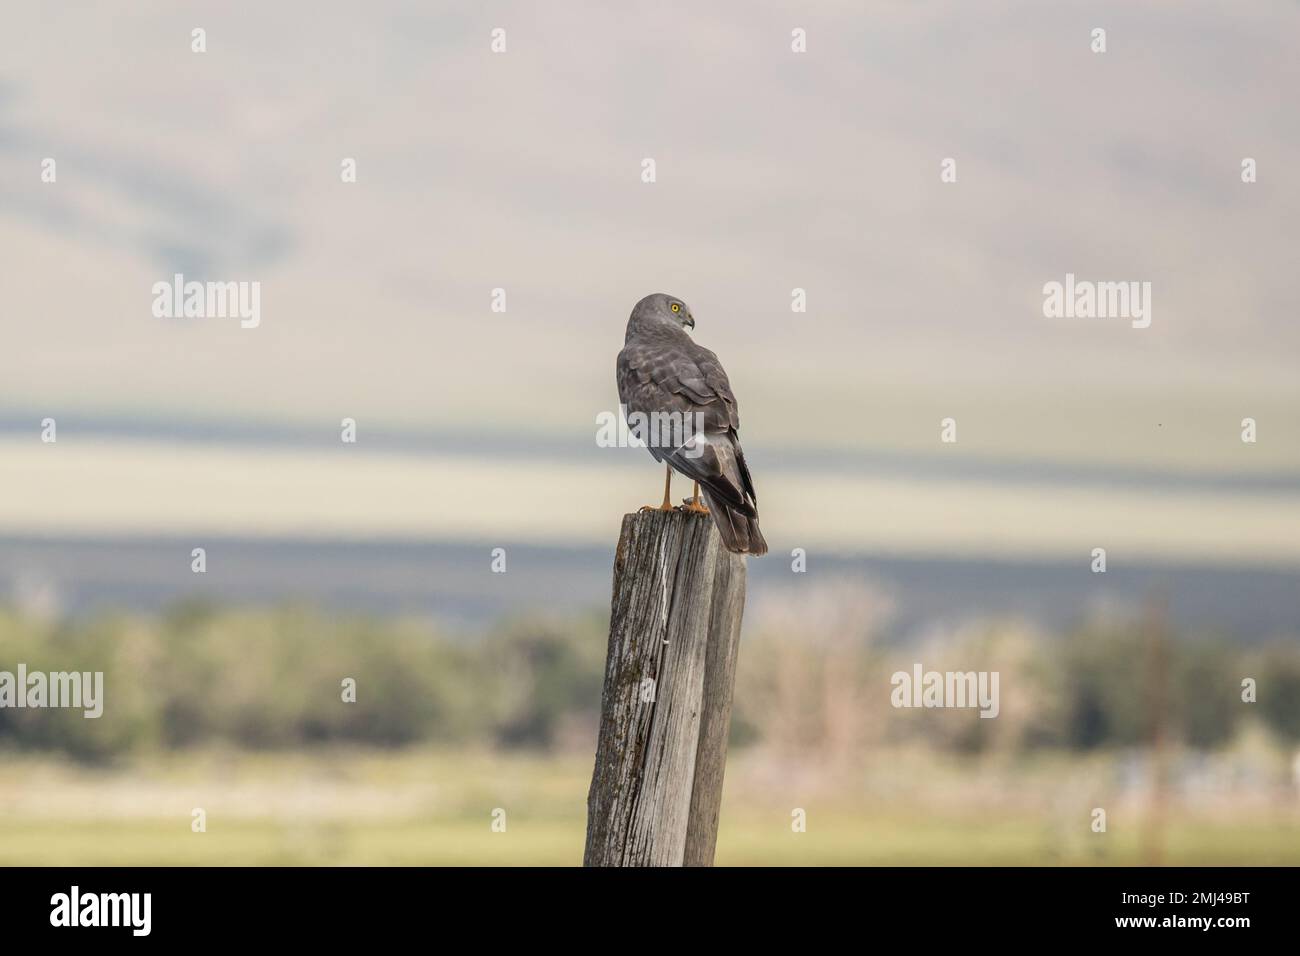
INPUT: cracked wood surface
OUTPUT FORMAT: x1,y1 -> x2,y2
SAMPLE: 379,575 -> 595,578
584,509 -> 747,867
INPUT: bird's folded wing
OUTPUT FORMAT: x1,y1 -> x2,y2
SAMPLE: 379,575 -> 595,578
616,341 -> 754,514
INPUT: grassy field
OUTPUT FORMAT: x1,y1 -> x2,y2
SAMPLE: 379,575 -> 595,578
1,748 -> 1297,865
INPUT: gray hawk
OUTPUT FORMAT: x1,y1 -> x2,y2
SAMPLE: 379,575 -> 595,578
616,292 -> 767,556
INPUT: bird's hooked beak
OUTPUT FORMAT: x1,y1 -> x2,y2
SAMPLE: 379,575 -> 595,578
684,314 -> 695,330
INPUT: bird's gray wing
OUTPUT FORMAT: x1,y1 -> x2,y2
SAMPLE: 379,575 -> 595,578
616,338 -> 756,514
689,344 -> 759,507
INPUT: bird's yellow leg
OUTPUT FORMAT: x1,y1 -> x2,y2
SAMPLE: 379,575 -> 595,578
684,480 -> 709,514
639,463 -> 677,512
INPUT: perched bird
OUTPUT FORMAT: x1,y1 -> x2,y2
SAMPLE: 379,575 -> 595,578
616,293 -> 767,556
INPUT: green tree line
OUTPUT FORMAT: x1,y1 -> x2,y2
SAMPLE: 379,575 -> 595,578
0,602 -> 1295,761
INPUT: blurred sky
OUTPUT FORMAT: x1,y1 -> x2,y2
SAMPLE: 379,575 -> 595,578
2,1 -> 1298,562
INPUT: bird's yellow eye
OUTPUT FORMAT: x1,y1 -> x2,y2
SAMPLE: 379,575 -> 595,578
671,303 -> 680,312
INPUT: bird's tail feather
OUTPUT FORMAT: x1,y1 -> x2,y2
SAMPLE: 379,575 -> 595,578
701,487 -> 768,556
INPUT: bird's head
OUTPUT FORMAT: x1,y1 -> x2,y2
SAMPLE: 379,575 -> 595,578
631,292 -> 695,332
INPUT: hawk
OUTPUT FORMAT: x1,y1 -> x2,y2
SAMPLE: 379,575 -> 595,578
616,293 -> 767,556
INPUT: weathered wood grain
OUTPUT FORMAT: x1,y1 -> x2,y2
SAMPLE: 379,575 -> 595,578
684,544 -> 746,866
583,508 -> 747,867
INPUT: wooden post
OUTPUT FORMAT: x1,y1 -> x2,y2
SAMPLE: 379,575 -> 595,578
583,508 -> 747,867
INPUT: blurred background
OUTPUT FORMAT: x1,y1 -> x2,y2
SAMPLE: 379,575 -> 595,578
1,1 -> 1298,864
